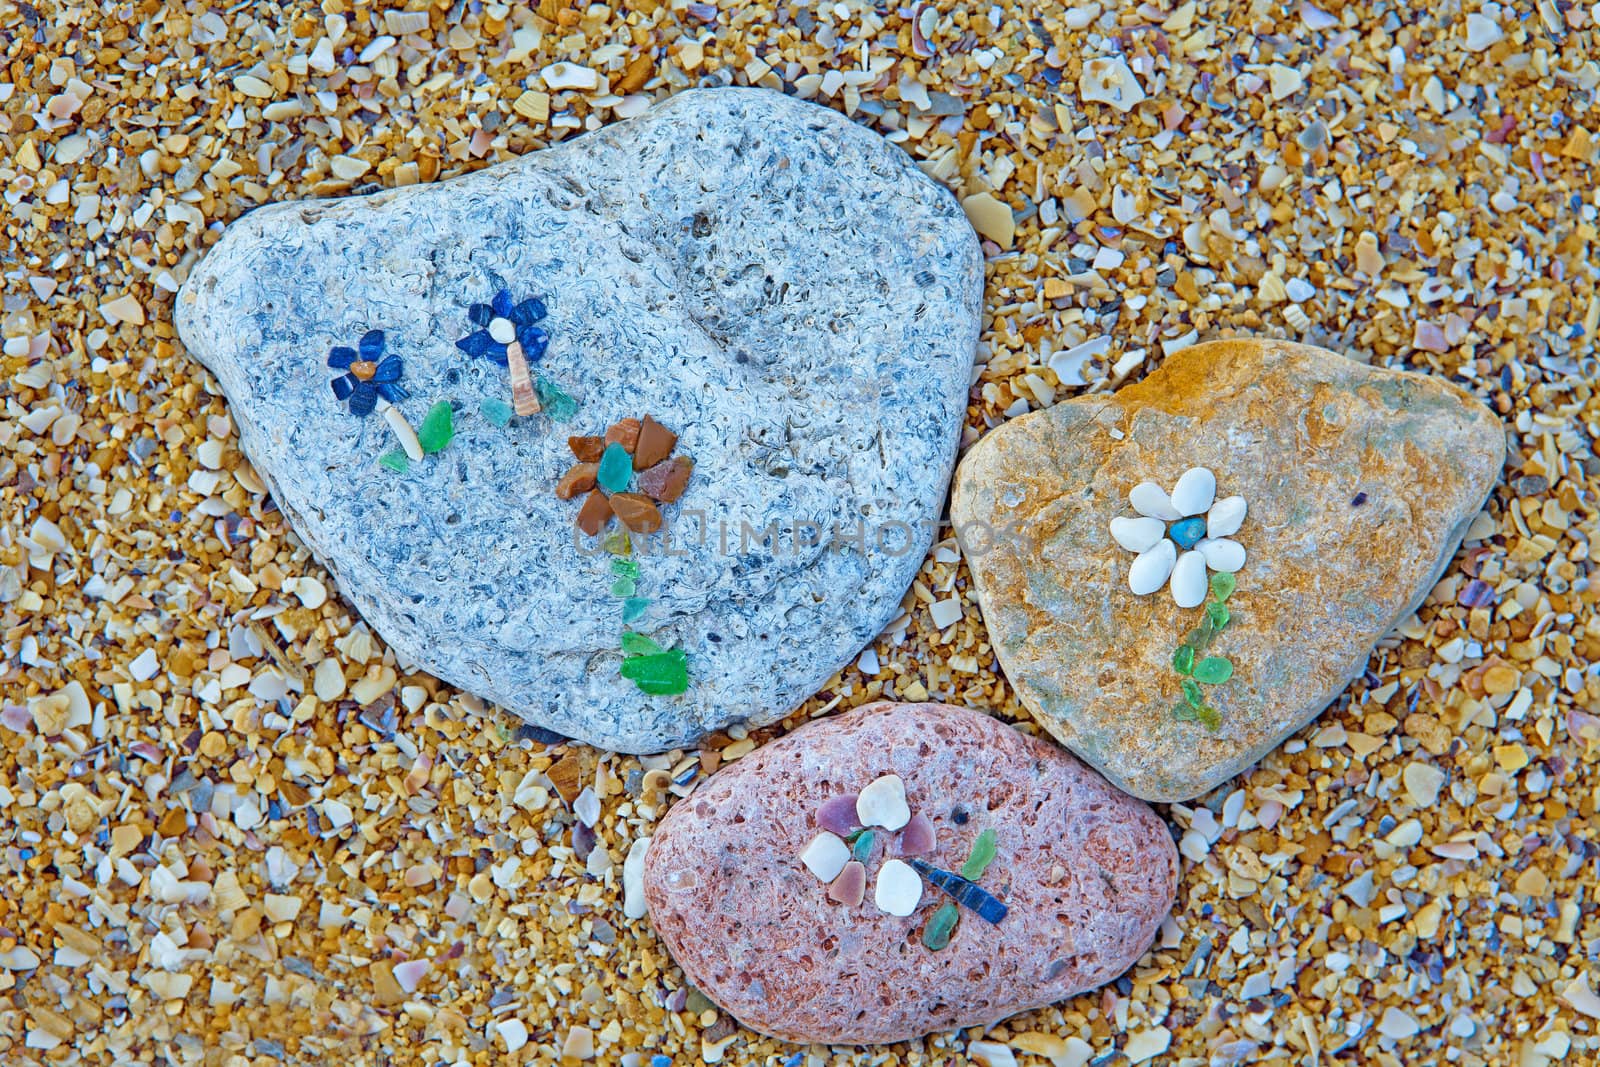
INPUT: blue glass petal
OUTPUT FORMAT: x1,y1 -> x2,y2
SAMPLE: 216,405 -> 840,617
518,326 -> 549,360
511,297 -> 547,325
331,374 -> 356,400
358,329 -> 385,360
370,355 -> 404,383
488,343 -> 510,367
328,346 -> 357,369
455,330 -> 495,358
348,385 -> 377,416
376,382 -> 408,403
468,303 -> 493,327
490,290 -> 514,318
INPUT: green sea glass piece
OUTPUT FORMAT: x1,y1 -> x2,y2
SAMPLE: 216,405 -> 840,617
601,531 -> 631,555
851,829 -> 876,863
1186,615 -> 1217,653
621,631 -> 662,656
611,558 -> 640,580
923,901 -> 960,951
1210,572 -> 1237,601
1206,601 -> 1231,630
1172,645 -> 1195,675
621,596 -> 651,624
1197,705 -> 1222,730
378,448 -> 409,473
1172,703 -> 1199,723
961,828 -> 998,880
1193,656 -> 1234,684
611,577 -> 636,597
417,401 -> 454,454
597,442 -> 632,493
479,397 -> 514,427
1182,678 -> 1204,709
535,374 -> 578,422
620,649 -> 689,695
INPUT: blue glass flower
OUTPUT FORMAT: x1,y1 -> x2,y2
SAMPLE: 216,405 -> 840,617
455,290 -> 548,366
327,329 -> 407,417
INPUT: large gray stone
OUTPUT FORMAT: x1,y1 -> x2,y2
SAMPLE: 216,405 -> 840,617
177,88 -> 982,752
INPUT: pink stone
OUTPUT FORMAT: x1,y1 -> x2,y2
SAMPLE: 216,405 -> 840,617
644,701 -> 1178,1045
898,812 -> 936,856
1414,320 -> 1449,353
815,793 -> 860,835
827,861 -> 865,907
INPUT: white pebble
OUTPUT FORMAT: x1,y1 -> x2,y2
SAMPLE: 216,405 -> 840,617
1170,551 -> 1208,608
1129,539 -> 1176,596
1198,538 -> 1246,573
1169,467 -> 1216,516
874,858 -> 922,916
488,317 -> 516,344
1130,481 -> 1181,521
622,836 -> 651,920
800,832 -> 850,882
856,774 -> 910,831
1206,495 -> 1247,538
1110,516 -> 1165,553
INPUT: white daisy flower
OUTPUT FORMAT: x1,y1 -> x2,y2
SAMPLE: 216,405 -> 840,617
1109,467 -> 1247,608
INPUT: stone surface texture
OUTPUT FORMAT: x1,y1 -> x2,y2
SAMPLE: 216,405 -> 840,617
176,88 -> 982,753
951,339 -> 1506,802
643,701 -> 1178,1045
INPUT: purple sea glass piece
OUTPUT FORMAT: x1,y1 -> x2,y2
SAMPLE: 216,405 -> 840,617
817,793 -> 860,835
898,812 -> 936,856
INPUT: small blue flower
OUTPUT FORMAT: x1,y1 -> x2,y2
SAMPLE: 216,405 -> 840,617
456,289 -> 548,366
328,329 -> 407,417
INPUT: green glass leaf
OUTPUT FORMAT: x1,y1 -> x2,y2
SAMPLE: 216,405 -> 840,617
961,828 -> 998,880
1185,615 -> 1217,653
620,631 -> 662,656
535,374 -> 578,422
597,442 -> 633,493
378,448 -> 409,473
1181,678 -> 1204,709
601,531 -> 632,555
621,596 -> 651,624
479,397 -> 514,428
1172,645 -> 1195,675
1197,705 -> 1222,730
1193,656 -> 1234,684
851,829 -> 876,863
610,559 -> 640,580
1206,601 -> 1231,630
619,649 -> 688,695
922,901 -> 960,951
1210,572 -> 1236,602
611,577 -> 637,597
1172,703 -> 1199,723
417,401 -> 454,454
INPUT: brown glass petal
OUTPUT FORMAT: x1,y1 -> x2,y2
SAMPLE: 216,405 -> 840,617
605,418 -> 641,452
576,490 -> 612,536
633,415 -> 678,470
555,462 -> 598,500
609,492 -> 663,533
568,435 -> 605,462
636,456 -> 694,503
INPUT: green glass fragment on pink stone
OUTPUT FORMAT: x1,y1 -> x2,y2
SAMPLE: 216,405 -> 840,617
417,401 -> 454,454
961,827 -> 997,880
922,901 -> 960,950
620,648 -> 688,695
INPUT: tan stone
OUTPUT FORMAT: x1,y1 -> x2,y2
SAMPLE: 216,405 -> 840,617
950,339 -> 1505,801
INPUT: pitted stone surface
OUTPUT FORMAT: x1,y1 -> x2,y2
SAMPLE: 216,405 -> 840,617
643,702 -> 1178,1045
177,88 -> 982,752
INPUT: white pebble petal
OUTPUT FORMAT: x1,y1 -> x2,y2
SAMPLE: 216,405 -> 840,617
856,774 -> 910,831
488,317 -> 516,344
800,832 -> 850,883
874,859 -> 923,916
1128,539 -> 1177,596
1170,467 -> 1216,516
1170,551 -> 1209,608
1206,495 -> 1248,538
1110,516 -> 1165,553
1130,481 -> 1181,521
1199,538 -> 1246,573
